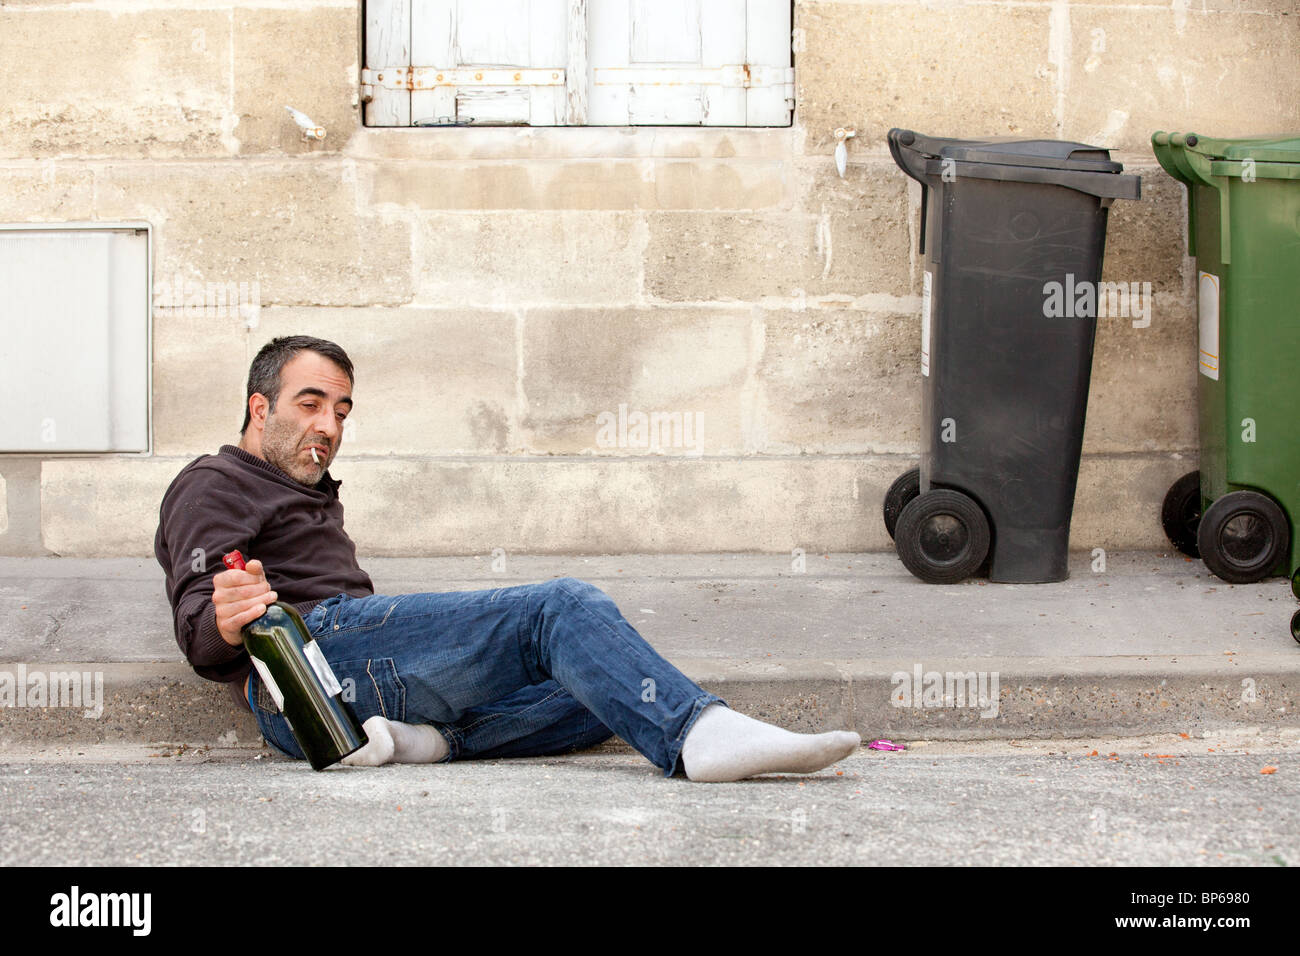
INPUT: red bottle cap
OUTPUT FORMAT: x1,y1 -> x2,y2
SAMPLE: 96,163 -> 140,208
222,550 -> 247,571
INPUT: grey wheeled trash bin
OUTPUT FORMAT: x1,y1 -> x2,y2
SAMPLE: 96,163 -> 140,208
884,129 -> 1140,584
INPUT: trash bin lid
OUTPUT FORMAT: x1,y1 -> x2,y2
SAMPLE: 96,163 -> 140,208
892,130 -> 1123,173
1182,132 -> 1300,164
1151,131 -> 1300,263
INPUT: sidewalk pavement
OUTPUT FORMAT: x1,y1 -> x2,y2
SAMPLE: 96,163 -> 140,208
1,551 -> 1296,749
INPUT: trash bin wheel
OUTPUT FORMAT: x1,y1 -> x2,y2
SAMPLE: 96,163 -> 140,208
895,489 -> 990,585
1292,567 -> 1300,602
882,468 -> 921,541
1292,609 -> 1300,645
1161,470 -> 1203,558
1196,490 -> 1290,584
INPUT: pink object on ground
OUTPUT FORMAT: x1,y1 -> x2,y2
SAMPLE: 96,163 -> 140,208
868,739 -> 906,751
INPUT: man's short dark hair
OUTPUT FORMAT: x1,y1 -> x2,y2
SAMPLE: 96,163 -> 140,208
241,336 -> 355,435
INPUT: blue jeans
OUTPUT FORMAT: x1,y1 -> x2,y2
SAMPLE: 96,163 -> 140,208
248,577 -> 725,776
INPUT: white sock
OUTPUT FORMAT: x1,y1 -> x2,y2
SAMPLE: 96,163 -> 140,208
681,703 -> 861,782
342,716 -> 450,766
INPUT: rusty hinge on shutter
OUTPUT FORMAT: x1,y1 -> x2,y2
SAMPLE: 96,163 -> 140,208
360,67 -> 566,101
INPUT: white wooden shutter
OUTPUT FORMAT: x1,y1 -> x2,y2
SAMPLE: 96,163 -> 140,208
587,0 -> 792,125
365,0 -> 411,125
412,0 -> 568,126
363,0 -> 792,126
741,0 -> 792,125
365,0 -> 569,126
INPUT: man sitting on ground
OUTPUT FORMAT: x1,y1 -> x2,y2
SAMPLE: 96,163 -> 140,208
154,335 -> 860,781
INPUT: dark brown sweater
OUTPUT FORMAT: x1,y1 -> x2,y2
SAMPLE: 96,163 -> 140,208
154,444 -> 374,709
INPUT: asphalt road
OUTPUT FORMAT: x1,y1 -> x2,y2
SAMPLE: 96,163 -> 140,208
3,729 -> 1296,867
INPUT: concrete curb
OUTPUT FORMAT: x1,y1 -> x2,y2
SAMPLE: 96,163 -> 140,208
3,656 -> 1296,748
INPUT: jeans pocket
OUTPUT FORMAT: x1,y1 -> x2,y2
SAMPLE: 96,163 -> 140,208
251,674 -> 304,760
326,595 -> 404,636
331,657 -> 407,723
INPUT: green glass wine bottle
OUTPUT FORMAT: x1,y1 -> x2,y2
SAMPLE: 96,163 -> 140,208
223,550 -> 368,770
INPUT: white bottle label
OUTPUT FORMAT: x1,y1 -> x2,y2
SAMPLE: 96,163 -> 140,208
303,640 -> 343,697
249,654 -> 285,712
921,270 -> 933,377
1198,270 -> 1220,380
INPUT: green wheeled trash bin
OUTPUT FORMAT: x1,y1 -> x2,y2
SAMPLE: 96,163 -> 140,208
1153,132 -> 1300,584
884,129 -> 1140,584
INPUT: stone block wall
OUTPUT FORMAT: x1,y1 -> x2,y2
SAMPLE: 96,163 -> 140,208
1,0 -> 1296,557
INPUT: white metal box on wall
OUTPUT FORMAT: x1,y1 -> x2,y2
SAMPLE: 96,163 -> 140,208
0,223 -> 152,454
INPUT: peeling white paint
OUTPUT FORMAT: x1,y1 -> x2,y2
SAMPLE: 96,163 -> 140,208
221,9 -> 240,155
739,306 -> 768,454
1091,109 -> 1130,148
1172,0 -> 1190,35
1047,0 -> 1071,135
815,206 -> 833,280
514,308 -> 527,446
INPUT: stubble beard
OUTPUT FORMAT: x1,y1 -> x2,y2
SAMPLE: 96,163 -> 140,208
261,408 -> 328,487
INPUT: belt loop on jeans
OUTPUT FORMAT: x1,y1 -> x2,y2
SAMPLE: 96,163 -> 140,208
303,601 -> 329,639
326,593 -> 346,634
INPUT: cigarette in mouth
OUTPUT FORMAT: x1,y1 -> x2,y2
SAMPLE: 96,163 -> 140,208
310,447 -> 321,465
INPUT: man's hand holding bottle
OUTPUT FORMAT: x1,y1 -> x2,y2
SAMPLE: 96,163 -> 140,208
212,557 -> 278,647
